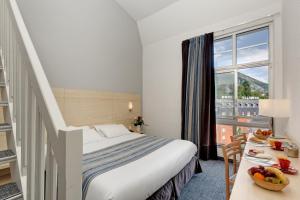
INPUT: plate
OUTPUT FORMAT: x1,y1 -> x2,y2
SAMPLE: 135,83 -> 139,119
246,153 -> 272,160
248,149 -> 264,157
272,164 -> 298,175
249,136 -> 266,144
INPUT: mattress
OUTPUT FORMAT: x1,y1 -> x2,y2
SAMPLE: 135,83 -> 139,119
83,133 -> 197,200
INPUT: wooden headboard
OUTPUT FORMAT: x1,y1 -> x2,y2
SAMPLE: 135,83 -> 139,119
53,88 -> 141,128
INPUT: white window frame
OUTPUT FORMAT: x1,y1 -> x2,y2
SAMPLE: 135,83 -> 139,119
214,18 -> 274,135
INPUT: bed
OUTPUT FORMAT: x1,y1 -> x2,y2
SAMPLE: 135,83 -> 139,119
78,125 -> 201,200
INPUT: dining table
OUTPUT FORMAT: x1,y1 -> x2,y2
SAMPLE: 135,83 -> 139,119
230,134 -> 300,200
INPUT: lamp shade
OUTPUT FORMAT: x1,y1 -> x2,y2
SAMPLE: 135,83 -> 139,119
259,99 -> 290,118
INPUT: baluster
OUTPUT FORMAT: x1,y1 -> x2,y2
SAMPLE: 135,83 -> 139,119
3,0 -> 6,67
13,31 -> 18,121
0,0 -> 3,50
1,0 -> 4,59
26,82 -> 36,200
6,10 -> 9,81
5,0 -> 8,67
4,4 -> 8,75
10,23 -> 15,102
9,18 -> 13,100
1,0 -> 3,49
15,45 -> 21,144
34,107 -> 45,200
8,14 -> 12,87
21,55 -> 28,175
5,0 -> 8,63
46,145 -> 58,200
0,1 -> 1,51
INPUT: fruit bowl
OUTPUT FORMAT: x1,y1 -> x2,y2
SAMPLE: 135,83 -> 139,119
254,129 -> 272,140
248,168 -> 289,191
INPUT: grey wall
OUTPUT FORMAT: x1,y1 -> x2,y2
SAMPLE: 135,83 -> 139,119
16,0 -> 142,94
282,0 -> 300,145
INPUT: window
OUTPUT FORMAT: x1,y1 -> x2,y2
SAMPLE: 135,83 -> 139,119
214,25 -> 272,145
214,36 -> 233,68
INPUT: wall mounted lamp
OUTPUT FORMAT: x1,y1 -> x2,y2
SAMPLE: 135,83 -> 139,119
128,101 -> 133,112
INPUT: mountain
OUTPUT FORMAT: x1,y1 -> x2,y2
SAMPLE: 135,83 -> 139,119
215,72 -> 269,98
238,72 -> 268,94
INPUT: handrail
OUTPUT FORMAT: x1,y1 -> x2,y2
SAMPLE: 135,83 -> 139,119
9,0 -> 66,132
0,0 -> 82,199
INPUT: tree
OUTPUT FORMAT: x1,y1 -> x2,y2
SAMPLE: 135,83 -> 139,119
238,80 -> 251,98
238,80 -> 268,99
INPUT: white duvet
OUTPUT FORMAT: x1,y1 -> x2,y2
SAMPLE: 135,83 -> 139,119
84,133 -> 197,200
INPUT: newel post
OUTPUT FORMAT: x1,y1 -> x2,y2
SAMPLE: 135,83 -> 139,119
57,128 -> 83,200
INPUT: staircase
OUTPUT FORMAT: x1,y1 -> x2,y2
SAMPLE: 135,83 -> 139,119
0,57 -> 22,199
0,0 -> 83,200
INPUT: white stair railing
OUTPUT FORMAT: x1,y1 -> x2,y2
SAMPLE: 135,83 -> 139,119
0,0 -> 83,200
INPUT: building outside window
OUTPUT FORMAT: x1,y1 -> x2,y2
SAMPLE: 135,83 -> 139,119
214,24 -> 273,146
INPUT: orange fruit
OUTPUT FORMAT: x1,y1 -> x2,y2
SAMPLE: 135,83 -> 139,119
254,173 -> 265,180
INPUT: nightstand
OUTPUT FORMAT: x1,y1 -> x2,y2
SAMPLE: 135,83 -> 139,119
129,127 -> 144,134
129,130 -> 144,134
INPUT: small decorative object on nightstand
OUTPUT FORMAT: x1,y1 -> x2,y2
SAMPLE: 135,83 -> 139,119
133,116 -> 145,134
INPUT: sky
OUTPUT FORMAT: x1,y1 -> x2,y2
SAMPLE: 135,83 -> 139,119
214,27 -> 269,84
239,66 -> 268,83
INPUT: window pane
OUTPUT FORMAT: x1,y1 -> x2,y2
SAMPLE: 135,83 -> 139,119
215,72 -> 234,117
214,36 -> 233,68
238,66 -> 269,116
216,124 -> 233,145
237,27 -> 269,64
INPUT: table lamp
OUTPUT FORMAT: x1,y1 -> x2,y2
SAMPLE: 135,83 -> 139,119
259,99 -> 290,135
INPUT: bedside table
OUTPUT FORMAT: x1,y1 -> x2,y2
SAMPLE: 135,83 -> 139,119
129,127 -> 144,134
129,130 -> 144,134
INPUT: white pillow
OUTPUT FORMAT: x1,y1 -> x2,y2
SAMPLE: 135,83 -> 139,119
68,126 -> 103,144
94,124 -> 131,138
68,125 -> 90,130
82,128 -> 103,145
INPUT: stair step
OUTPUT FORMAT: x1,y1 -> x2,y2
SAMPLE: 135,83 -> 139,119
0,150 -> 16,165
0,183 -> 22,200
0,123 -> 12,132
0,101 -> 9,107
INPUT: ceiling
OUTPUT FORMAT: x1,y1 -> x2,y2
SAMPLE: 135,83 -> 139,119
114,0 -> 180,21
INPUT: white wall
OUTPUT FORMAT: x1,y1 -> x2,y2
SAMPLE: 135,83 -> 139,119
16,0 -> 142,94
140,0 -> 282,138
282,0 -> 300,145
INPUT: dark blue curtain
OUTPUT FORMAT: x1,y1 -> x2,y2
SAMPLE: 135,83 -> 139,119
181,33 -> 217,160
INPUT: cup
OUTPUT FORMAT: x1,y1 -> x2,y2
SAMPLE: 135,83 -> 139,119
278,158 -> 291,170
274,141 -> 282,150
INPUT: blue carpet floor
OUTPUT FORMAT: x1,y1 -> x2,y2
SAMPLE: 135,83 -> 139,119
179,160 -> 227,200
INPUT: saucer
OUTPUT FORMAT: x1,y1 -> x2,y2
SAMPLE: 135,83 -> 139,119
272,146 -> 284,151
272,164 -> 298,175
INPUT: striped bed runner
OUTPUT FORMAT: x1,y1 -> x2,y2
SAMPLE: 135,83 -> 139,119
82,135 -> 174,200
